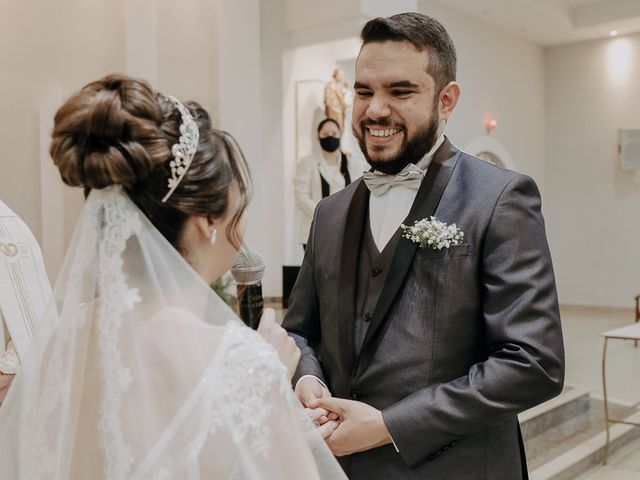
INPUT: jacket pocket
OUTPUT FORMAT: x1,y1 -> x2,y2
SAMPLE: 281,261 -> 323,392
420,243 -> 470,259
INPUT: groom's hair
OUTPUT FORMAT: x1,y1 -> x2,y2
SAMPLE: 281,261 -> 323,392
360,12 -> 457,94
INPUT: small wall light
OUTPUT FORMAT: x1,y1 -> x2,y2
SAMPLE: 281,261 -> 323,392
485,118 -> 498,135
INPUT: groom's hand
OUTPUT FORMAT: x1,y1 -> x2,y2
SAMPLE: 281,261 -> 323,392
317,397 -> 393,456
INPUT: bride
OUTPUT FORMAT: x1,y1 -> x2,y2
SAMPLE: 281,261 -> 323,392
0,75 -> 346,479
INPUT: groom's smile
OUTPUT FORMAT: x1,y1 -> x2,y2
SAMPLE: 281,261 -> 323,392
363,121 -> 405,152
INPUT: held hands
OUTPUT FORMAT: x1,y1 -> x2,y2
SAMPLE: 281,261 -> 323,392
295,376 -> 339,439
294,375 -> 394,453
257,308 -> 300,381
256,315 -> 342,439
317,397 -> 393,457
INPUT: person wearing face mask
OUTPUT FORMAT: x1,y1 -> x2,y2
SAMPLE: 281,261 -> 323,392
294,118 -> 362,249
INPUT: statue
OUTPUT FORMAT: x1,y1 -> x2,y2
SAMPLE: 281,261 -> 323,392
324,68 -> 351,131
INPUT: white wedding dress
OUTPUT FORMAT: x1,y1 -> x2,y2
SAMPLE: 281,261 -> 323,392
0,187 -> 346,479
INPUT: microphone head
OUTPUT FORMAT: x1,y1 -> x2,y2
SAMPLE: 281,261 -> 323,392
231,249 -> 265,285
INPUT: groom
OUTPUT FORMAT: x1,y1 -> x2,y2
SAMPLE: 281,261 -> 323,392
283,12 -> 565,480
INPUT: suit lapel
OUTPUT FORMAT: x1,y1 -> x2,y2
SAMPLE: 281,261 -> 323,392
336,180 -> 369,377
358,139 -> 461,360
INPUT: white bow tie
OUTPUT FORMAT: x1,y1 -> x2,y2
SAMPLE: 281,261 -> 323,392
362,163 -> 425,196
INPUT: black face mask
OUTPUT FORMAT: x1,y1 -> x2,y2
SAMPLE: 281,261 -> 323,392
319,136 -> 341,152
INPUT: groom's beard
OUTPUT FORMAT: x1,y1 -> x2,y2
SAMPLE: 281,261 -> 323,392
354,112 -> 440,175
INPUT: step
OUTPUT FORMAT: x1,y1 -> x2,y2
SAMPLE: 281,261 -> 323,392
520,386 -> 591,440
524,397 -> 635,471
529,406 -> 640,479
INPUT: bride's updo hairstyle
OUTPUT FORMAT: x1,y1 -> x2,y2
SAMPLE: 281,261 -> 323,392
50,74 -> 251,250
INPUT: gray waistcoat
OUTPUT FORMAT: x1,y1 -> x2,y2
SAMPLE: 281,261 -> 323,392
354,217 -> 402,355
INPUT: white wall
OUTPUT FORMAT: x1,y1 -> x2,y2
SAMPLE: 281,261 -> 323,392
545,34 -> 640,307
0,0 -> 222,282
418,0 -> 547,190
259,0 -> 288,296
218,0 -> 290,297
125,0 -> 220,120
156,0 -> 220,124
0,0 -> 283,295
0,0 -> 131,280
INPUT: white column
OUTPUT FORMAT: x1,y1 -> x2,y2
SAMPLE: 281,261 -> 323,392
219,0 -> 283,296
39,88 -> 64,281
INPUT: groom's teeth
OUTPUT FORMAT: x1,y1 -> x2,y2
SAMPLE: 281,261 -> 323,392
370,128 -> 399,137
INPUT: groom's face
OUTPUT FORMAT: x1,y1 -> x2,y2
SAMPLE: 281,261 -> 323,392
353,40 -> 441,174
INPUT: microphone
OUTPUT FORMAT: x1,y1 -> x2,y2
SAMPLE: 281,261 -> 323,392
230,249 -> 265,329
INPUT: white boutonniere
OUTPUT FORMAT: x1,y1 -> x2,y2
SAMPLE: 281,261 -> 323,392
401,216 -> 464,250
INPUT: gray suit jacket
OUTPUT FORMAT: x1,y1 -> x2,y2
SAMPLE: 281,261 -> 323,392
283,139 -> 565,479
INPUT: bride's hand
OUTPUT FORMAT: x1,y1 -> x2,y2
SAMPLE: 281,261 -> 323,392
258,308 -> 300,380
0,373 -> 15,406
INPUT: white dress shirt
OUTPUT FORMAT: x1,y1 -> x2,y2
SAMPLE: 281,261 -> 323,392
369,134 -> 445,251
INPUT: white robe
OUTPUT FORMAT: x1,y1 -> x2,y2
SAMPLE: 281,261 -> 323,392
0,200 -> 52,373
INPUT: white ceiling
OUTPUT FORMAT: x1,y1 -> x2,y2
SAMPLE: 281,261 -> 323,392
431,0 -> 640,46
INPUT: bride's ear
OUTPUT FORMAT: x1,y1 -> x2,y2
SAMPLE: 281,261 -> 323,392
189,215 -> 216,242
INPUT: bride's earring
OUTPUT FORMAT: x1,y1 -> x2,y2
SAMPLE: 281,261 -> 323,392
210,228 -> 218,245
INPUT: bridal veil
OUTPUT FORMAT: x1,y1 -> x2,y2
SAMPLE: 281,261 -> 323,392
0,186 -> 345,479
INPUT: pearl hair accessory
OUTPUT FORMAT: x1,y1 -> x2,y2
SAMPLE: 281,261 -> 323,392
161,95 -> 199,203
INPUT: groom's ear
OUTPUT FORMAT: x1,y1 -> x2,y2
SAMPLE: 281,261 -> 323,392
437,81 -> 460,122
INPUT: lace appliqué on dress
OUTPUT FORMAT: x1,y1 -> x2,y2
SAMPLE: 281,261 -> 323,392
33,188 -> 142,479
133,322 -> 291,479
208,323 -> 290,458
94,189 -> 141,479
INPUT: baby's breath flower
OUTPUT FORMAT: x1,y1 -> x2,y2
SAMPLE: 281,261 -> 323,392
401,216 -> 464,250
